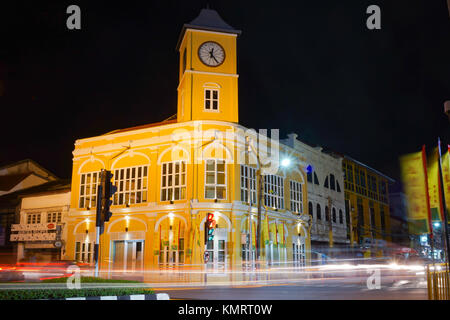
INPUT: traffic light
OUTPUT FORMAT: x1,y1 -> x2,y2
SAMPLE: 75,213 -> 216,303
205,213 -> 216,243
102,170 -> 117,223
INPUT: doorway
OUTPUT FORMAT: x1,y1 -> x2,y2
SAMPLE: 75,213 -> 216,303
112,240 -> 144,272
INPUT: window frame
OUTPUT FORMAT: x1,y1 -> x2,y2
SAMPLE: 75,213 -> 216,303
79,171 -> 100,209
204,88 -> 220,112
75,241 -> 93,264
264,174 -> 285,209
113,165 -> 148,206
289,180 -> 303,214
240,165 -> 257,204
161,160 -> 187,202
204,159 -> 227,200
47,212 -> 62,223
26,212 -> 41,225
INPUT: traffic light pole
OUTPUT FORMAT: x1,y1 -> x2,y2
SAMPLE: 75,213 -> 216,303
94,170 -> 106,278
94,183 -> 103,278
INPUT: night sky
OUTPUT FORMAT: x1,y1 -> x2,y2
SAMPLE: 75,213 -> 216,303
1,1 -> 449,181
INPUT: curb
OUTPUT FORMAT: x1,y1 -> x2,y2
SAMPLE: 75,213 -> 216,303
65,293 -> 170,300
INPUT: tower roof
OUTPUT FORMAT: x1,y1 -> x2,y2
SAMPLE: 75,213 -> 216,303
177,8 -> 241,50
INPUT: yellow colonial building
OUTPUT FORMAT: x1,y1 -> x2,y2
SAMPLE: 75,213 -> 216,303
64,9 -> 311,275
342,156 -> 394,257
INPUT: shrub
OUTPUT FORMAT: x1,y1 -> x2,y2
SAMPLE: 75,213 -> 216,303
0,288 -> 154,300
41,276 -> 141,284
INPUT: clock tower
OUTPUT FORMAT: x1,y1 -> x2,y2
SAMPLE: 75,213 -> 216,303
176,9 -> 241,123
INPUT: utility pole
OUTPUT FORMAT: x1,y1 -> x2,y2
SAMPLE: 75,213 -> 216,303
327,197 -> 333,258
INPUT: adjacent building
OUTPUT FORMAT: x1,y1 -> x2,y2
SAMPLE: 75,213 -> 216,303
282,134 -> 347,263
0,159 -> 58,261
341,156 -> 394,258
10,180 -> 70,262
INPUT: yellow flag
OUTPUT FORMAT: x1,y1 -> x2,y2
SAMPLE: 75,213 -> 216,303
442,148 -> 450,215
172,221 -> 179,250
263,215 -> 269,245
251,221 -> 256,249
270,222 -> 277,245
277,223 -> 284,247
427,147 -> 444,221
154,225 -> 161,256
399,146 -> 431,234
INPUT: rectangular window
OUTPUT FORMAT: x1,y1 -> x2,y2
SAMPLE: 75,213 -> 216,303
27,213 -> 41,224
47,212 -> 62,223
75,241 -> 93,263
204,89 -> 219,111
161,161 -> 187,201
113,166 -> 148,205
205,159 -> 226,200
79,172 -> 99,209
290,181 -> 303,213
240,165 -> 257,204
264,175 -> 284,209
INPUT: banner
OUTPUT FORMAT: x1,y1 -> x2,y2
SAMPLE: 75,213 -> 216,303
399,146 -> 432,235
441,146 -> 450,217
270,222 -> 277,245
427,147 -> 444,221
277,223 -> 285,248
263,215 -> 270,245
172,221 -> 179,250
251,221 -> 256,250
154,225 -> 161,256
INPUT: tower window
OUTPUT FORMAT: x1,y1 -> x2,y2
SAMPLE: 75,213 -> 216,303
205,89 -> 219,111
182,47 -> 187,73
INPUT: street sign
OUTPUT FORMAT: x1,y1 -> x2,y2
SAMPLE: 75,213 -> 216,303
204,251 -> 210,263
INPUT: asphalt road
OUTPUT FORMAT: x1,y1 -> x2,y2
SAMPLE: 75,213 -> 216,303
153,282 -> 428,300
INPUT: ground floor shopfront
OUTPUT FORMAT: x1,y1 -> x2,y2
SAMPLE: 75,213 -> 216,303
64,203 -> 311,278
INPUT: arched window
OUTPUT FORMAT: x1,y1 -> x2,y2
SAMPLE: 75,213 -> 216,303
314,173 -> 319,185
332,208 -> 337,223
339,209 -> 343,224
330,174 -> 335,190
316,204 -> 321,220
325,206 -> 330,221
336,181 -> 341,192
324,177 -> 329,188
308,202 -> 313,217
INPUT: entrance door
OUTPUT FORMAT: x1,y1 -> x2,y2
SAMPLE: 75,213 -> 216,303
159,238 -> 185,267
292,236 -> 306,267
113,240 -> 144,272
206,228 -> 227,271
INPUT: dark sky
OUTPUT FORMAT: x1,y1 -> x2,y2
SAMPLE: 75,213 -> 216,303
1,0 -> 449,181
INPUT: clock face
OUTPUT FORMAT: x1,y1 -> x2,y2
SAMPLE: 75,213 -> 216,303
198,41 -> 225,67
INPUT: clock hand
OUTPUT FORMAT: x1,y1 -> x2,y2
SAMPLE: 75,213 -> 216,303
212,56 -> 219,63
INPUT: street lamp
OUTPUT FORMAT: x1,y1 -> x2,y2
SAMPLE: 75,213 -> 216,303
281,158 -> 291,168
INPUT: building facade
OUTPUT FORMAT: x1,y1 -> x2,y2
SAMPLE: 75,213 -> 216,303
0,159 -> 58,261
64,9 -> 311,277
282,134 -> 347,262
342,156 -> 394,258
10,182 -> 70,262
